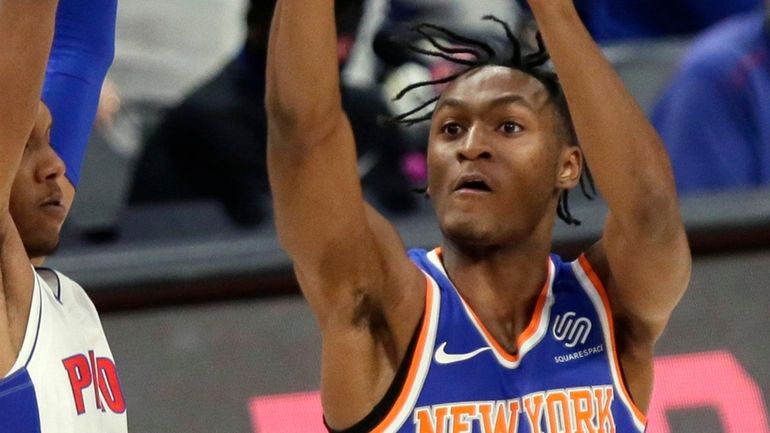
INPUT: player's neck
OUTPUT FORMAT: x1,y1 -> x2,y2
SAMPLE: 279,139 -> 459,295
440,235 -> 552,355
442,238 -> 551,301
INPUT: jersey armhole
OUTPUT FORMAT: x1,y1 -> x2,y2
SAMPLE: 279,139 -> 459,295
324,315 -> 424,433
2,272 -> 43,379
325,273 -> 438,433
575,254 -> 648,429
34,267 -> 62,304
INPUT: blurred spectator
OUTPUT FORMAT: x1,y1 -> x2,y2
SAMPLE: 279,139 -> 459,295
130,0 -> 416,227
517,0 -> 762,42
651,6 -> 770,193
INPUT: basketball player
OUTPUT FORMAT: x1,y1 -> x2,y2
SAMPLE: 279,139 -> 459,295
0,0 -> 126,430
266,0 -> 691,431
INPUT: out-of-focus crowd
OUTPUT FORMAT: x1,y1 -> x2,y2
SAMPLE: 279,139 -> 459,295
93,0 -> 770,230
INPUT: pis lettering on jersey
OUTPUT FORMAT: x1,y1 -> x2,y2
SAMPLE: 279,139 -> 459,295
62,350 -> 126,415
413,385 -> 616,433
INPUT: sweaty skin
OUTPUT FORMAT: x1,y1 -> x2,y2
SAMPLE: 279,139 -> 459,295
266,0 -> 691,429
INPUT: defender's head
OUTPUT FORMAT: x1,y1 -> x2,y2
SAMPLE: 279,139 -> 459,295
394,18 -> 593,250
9,101 -> 74,261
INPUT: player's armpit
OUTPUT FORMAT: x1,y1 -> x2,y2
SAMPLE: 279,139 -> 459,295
0,215 -> 35,377
587,224 -> 690,339
585,216 -> 690,410
597,213 -> 691,338
266,1 -> 426,424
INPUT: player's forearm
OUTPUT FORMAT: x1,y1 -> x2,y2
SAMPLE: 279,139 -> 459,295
265,0 -> 344,145
0,0 -> 58,208
43,0 -> 117,187
529,1 -> 680,231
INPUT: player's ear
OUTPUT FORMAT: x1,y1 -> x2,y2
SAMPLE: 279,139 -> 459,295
412,186 -> 430,199
557,146 -> 581,190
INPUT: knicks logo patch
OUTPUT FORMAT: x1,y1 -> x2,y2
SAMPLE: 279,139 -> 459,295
552,312 -> 592,348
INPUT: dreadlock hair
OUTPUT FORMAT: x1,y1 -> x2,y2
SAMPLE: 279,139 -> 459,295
393,15 -> 596,226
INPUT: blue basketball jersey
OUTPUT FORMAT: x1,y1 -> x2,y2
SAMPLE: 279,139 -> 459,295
0,269 -> 127,433
365,248 -> 647,433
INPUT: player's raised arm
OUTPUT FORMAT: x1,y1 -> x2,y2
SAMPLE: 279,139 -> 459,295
0,0 -> 59,210
265,1 -> 424,428
43,0 -> 117,188
0,0 -> 59,374
527,0 -> 691,408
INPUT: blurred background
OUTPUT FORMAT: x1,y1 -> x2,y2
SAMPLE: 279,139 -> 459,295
46,0 -> 769,431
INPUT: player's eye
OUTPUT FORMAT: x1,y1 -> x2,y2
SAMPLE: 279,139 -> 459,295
499,121 -> 523,135
441,122 -> 463,136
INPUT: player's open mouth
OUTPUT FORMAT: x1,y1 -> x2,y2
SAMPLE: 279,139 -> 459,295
454,174 -> 492,193
40,191 -> 63,208
40,190 -> 66,218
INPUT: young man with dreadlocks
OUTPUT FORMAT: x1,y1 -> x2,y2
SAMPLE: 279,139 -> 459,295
266,0 -> 691,431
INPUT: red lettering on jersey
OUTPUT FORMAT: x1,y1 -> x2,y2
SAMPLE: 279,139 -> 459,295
97,357 -> 127,413
479,400 -> 520,433
88,350 -> 102,411
62,352 -> 125,415
62,354 -> 92,415
594,387 -> 615,433
415,406 -> 449,433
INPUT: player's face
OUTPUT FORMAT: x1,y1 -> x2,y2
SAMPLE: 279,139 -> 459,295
9,102 -> 74,260
427,66 -> 581,250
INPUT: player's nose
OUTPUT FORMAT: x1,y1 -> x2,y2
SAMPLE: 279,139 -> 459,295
456,126 -> 492,161
36,145 -> 66,183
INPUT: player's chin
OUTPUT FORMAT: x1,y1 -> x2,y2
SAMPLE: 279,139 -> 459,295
441,216 -> 497,247
25,230 -> 61,260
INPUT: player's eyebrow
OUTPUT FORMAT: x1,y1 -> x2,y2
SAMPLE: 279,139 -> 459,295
436,94 -> 534,113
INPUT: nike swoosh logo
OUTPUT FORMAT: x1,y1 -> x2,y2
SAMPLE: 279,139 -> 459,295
434,342 -> 492,365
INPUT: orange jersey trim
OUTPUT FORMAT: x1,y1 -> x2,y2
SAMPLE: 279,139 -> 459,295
370,276 -> 435,433
435,248 -> 552,363
577,254 -> 648,425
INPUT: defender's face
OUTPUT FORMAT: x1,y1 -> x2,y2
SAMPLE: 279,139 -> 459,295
427,66 -> 579,249
9,102 -> 73,259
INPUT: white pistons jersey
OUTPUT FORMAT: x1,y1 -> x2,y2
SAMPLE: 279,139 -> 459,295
0,268 -> 127,433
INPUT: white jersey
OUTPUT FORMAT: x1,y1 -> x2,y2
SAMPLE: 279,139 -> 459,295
0,268 -> 127,433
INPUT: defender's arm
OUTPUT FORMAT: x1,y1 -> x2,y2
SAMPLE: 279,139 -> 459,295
0,0 -> 59,207
0,0 -> 59,374
43,0 -> 117,188
527,0 -> 691,409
